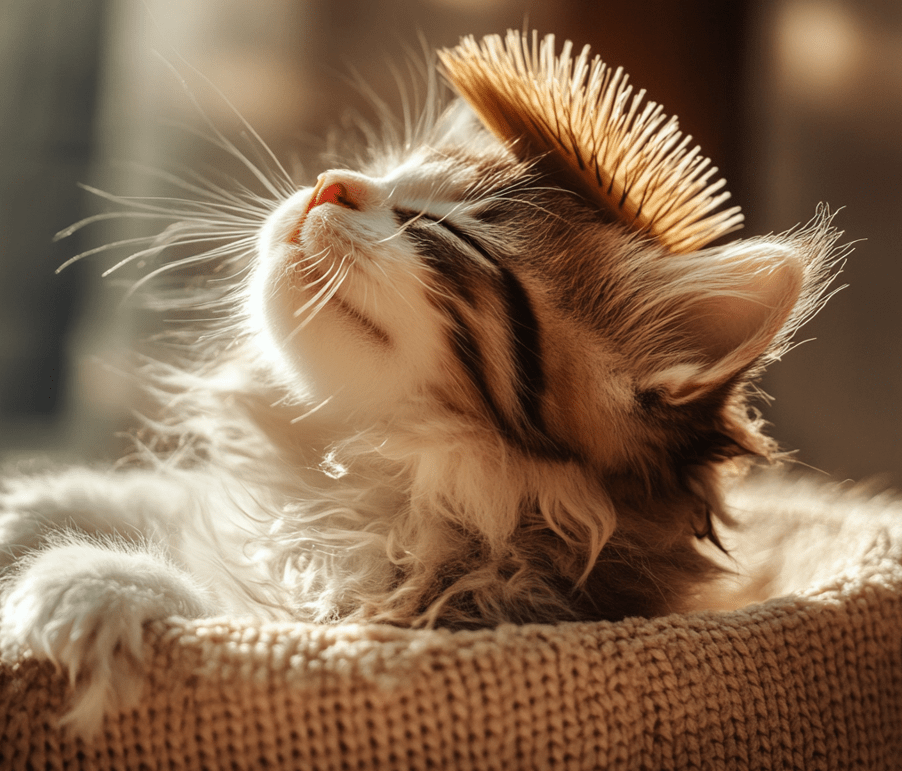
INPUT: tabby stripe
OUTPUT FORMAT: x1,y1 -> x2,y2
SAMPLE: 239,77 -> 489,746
444,302 -> 513,438
496,266 -> 546,433
423,214 -> 548,436
396,208 -> 566,457
395,210 -> 480,305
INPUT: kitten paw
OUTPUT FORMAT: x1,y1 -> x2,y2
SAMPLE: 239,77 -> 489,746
0,540 -> 212,735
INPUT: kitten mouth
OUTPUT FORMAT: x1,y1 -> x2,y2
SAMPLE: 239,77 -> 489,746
288,181 -> 324,245
260,187 -> 318,249
288,188 -> 320,245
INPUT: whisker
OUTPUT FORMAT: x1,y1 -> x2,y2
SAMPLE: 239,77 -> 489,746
475,194 -> 567,221
292,250 -> 330,274
154,54 -> 295,201
74,184 -> 259,222
291,257 -> 347,319
101,233 -> 256,278
98,194 -> 267,224
124,245 -> 256,300
293,263 -> 339,293
118,160 -> 277,216
57,235 -> 168,273
55,212 -> 190,241
289,395 -> 335,424
286,260 -> 349,341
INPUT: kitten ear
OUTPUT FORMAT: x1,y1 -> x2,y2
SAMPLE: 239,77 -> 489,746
646,240 -> 805,403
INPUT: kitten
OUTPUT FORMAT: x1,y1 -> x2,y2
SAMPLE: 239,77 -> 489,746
0,31 -> 843,735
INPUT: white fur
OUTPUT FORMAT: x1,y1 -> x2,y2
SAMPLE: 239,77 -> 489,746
0,47 -> 847,738
1,538 -> 212,735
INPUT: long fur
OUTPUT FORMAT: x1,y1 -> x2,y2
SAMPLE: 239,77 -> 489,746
0,33 -> 848,735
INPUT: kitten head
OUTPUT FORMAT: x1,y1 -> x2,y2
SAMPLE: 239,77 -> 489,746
233,32 -> 845,623
60,31 -> 845,626
249,35 -> 839,479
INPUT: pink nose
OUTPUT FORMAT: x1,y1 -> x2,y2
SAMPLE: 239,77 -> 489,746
307,173 -> 365,213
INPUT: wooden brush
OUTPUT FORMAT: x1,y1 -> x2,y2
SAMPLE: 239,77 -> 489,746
439,30 -> 744,253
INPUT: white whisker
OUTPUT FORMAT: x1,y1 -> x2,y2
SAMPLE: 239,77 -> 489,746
118,161 -> 277,217
99,233 -> 256,278
285,270 -> 348,342
295,248 -> 333,275
289,395 -> 335,424
153,52 -> 296,195
73,184 -> 257,223
290,256 -> 348,321
123,244 -> 257,298
55,211 -> 191,241
57,235 -> 168,273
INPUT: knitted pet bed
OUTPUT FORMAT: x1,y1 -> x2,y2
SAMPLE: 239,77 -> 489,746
2,476 -> 901,770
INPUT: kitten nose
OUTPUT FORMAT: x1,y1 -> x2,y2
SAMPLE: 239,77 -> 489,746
307,172 -> 366,212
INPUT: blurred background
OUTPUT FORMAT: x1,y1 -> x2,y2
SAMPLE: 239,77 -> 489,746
0,0 -> 899,486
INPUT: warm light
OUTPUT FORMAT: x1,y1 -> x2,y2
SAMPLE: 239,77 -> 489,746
776,0 -> 865,101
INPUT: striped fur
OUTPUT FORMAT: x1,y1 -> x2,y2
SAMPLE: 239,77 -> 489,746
247,102 -> 845,625
0,34 -> 847,735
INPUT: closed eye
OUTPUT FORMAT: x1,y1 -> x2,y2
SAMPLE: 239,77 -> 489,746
393,207 -> 449,232
392,207 -> 499,269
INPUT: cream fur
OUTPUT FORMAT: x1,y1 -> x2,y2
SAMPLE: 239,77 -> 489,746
0,35 -> 849,737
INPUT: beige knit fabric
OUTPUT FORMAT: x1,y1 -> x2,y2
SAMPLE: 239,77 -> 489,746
2,477 -> 902,770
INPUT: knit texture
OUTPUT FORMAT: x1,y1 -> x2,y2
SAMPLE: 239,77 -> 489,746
2,476 -> 902,770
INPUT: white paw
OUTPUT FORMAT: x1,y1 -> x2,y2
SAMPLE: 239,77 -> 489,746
0,539 -> 213,735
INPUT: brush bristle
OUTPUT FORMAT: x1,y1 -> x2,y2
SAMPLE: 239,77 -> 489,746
439,30 -> 744,253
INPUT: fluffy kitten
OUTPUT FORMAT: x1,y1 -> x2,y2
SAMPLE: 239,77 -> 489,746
0,31 -> 843,734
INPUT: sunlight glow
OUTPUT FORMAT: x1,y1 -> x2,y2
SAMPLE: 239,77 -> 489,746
777,1 -> 865,102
